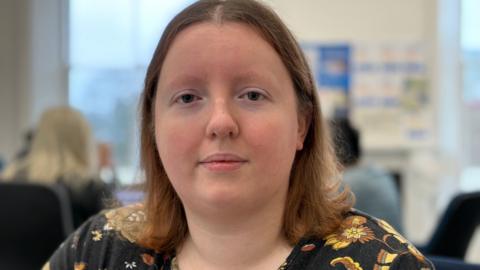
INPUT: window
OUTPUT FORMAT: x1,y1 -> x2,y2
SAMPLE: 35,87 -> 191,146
69,0 -> 195,185
460,0 -> 480,190
461,0 -> 480,105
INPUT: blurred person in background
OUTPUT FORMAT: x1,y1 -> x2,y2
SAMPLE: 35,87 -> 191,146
2,106 -> 112,228
331,118 -> 403,232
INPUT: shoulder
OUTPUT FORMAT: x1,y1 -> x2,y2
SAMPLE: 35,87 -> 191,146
44,204 -> 167,270
102,202 -> 146,242
288,210 -> 434,269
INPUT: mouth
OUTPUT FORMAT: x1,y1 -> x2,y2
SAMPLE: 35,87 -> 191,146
199,153 -> 248,172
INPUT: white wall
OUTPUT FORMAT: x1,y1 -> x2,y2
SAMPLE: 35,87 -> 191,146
266,0 -> 433,43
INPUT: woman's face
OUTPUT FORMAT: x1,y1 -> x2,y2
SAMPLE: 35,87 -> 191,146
154,22 -> 307,217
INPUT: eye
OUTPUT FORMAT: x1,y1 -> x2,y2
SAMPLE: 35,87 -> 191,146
240,90 -> 266,101
175,93 -> 200,104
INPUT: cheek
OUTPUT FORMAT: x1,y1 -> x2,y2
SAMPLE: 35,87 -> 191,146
245,115 -> 299,161
243,119 -> 298,195
155,119 -> 201,172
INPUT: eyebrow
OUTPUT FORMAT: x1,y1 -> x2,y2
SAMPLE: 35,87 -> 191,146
163,71 -> 276,88
232,71 -> 276,86
161,74 -> 205,91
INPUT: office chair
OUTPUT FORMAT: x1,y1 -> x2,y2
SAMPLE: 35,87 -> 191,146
0,182 -> 74,270
421,191 -> 480,259
428,256 -> 480,270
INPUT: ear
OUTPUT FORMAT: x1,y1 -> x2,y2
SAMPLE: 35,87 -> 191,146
296,113 -> 310,150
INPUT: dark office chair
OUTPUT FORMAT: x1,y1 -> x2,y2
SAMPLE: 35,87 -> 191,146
421,191 -> 480,259
429,256 -> 480,270
0,182 -> 74,270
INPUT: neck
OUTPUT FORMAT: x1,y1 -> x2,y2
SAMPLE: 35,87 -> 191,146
176,199 -> 292,270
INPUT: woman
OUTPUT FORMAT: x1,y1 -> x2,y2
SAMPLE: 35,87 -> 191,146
3,106 -> 110,228
44,1 -> 433,269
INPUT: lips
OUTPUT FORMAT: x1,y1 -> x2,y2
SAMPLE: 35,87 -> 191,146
199,153 -> 247,172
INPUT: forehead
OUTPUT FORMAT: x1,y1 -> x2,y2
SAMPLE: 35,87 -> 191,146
158,22 -> 290,86
168,21 -> 270,54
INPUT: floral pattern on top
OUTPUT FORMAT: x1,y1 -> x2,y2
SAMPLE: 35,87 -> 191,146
325,215 -> 376,250
323,212 -> 431,270
42,205 -> 434,270
330,256 -> 363,270
103,202 -> 146,243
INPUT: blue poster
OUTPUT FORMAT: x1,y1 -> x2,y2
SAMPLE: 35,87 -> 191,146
301,43 -> 351,118
317,44 -> 351,92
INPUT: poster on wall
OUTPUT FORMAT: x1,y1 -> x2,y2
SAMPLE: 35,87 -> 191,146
302,44 -> 351,119
302,42 -> 434,150
350,43 -> 434,149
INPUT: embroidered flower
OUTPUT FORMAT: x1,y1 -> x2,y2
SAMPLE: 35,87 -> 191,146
330,257 -> 363,270
92,230 -> 103,241
343,226 -> 372,241
324,215 -> 375,250
124,261 -> 137,269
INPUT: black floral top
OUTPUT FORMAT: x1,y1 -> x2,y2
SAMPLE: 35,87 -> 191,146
43,204 -> 434,270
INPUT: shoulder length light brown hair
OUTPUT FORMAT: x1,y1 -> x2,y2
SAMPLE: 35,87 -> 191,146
139,0 -> 352,253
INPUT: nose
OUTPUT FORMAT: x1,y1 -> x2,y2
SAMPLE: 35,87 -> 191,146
205,99 -> 239,139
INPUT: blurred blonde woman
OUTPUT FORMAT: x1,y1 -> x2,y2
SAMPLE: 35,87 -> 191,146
3,106 -> 111,227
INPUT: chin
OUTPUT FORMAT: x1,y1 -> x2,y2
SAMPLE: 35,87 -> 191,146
194,189 -> 257,212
